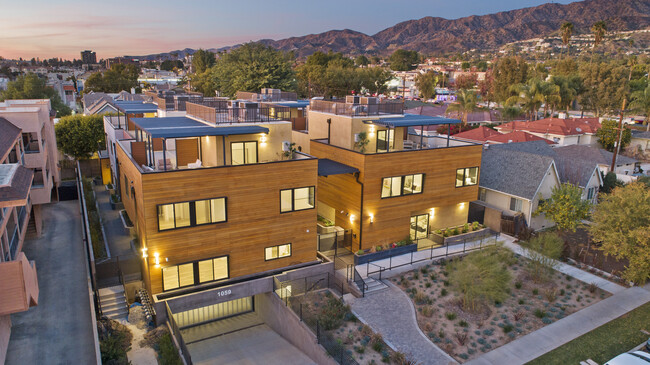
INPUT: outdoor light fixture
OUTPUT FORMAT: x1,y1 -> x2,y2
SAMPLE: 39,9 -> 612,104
430,208 -> 435,216
260,133 -> 267,144
154,252 -> 160,268
459,202 -> 465,208
350,214 -> 356,223
369,213 -> 374,223
141,247 -> 148,258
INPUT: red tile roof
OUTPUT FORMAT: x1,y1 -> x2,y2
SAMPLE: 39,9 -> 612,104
487,131 -> 556,145
63,85 -> 75,91
452,126 -> 501,142
496,118 -> 601,136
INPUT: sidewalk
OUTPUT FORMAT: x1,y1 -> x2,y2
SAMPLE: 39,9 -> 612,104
349,282 -> 458,365
94,184 -> 133,257
501,237 -> 626,294
465,286 -> 650,365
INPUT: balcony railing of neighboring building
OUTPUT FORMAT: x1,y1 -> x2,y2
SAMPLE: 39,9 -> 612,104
235,91 -> 298,102
309,98 -> 404,116
186,101 -> 292,124
24,141 -> 40,154
8,226 -> 19,260
32,170 -> 44,187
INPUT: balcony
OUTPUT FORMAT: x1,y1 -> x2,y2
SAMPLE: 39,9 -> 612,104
309,98 -> 404,116
23,140 -> 40,154
0,252 -> 39,316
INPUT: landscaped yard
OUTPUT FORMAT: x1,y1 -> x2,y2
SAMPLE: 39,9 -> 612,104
291,289 -> 408,364
526,302 -> 650,365
391,244 -> 610,363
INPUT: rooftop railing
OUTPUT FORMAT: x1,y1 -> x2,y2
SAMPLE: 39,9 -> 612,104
309,99 -> 403,116
186,101 -> 292,124
235,91 -> 298,102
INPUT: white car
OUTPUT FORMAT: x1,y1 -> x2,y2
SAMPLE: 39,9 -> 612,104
605,351 -> 650,365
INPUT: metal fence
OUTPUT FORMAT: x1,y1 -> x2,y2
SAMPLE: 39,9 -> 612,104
166,302 -> 193,365
365,232 -> 501,279
309,99 -> 403,116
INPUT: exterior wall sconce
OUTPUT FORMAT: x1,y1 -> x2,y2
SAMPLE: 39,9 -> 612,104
260,133 -> 267,144
350,214 -> 356,223
459,202 -> 465,209
141,247 -> 148,259
430,208 -> 435,216
154,252 -> 160,268
369,213 -> 374,224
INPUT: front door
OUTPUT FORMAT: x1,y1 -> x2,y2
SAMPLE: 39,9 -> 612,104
410,214 -> 429,240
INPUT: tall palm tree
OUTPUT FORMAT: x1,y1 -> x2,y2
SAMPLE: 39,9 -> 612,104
506,79 -> 545,121
591,21 -> 607,63
540,81 -> 561,118
446,89 -> 478,126
560,22 -> 574,59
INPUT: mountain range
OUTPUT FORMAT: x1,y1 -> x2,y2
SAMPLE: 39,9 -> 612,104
133,0 -> 650,60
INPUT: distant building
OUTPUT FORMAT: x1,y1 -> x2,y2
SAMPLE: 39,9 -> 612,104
80,50 -> 96,65
105,57 -> 138,69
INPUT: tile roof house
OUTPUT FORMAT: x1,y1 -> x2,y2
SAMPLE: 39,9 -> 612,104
452,127 -> 555,145
629,129 -> 650,159
495,117 -> 601,146
405,105 -> 520,128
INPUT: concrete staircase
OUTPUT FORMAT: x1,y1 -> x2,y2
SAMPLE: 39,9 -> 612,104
99,285 -> 128,319
361,277 -> 389,295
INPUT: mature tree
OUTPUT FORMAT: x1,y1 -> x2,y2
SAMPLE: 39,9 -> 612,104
590,183 -> 650,284
370,55 -> 381,65
191,49 -> 215,73
553,58 -> 578,76
536,183 -> 591,233
630,85 -> 650,130
560,22 -> 574,58
597,119 -> 631,152
296,51 -> 380,97
355,55 -> 370,67
1,73 -> 71,116
591,21 -> 607,54
461,61 -> 470,71
54,114 -> 105,159
506,78 -> 544,121
539,80 -> 561,117
476,60 -> 488,72
415,71 -> 438,100
578,61 -> 629,117
493,56 -> 529,103
455,73 -> 478,90
446,89 -> 478,125
360,67 -> 393,95
448,244 -> 513,312
209,42 -> 295,98
478,70 -> 495,108
389,49 -> 419,71
502,105 -> 522,121
160,59 -> 183,71
600,171 -> 623,194
84,64 -> 140,93
522,232 -> 564,283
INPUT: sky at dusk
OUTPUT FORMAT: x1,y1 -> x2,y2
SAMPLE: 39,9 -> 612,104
1,0 -> 576,60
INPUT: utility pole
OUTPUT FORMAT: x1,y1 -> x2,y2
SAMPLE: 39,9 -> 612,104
610,60 -> 634,172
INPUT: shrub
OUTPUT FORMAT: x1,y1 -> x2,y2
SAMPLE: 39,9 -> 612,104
372,340 -> 383,352
518,299 -> 525,305
356,346 -> 365,354
455,331 -> 468,345
438,329 -> 446,338
544,288 -> 558,302
502,324 -> 514,333
513,310 -> 525,321
376,245 -> 383,252
588,282 -> 598,293
413,272 -> 420,280
357,250 -> 364,255
445,312 -> 457,320
532,288 -> 539,295
98,319 -> 133,365
425,282 -> 432,288
414,291 -> 429,305
318,295 -> 351,330
534,309 -> 545,318
392,352 -> 405,364
442,229 -> 450,237
429,273 -> 436,281
515,281 -> 522,289
522,232 -> 564,283
472,221 -> 480,230
422,306 -> 434,318
157,332 -> 182,365
459,320 -> 469,327
463,223 -> 470,233
440,288 -> 448,296
421,267 -> 428,274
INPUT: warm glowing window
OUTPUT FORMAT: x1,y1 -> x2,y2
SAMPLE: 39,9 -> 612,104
280,187 -> 315,212
163,256 -> 229,291
381,174 -> 424,198
158,198 -> 226,231
456,167 -> 479,187
265,243 -> 292,260
231,141 -> 257,165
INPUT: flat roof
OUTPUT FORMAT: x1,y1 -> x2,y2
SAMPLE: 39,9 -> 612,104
115,101 -> 158,114
130,117 -> 269,138
318,159 -> 359,176
271,101 -> 310,108
369,113 -> 461,128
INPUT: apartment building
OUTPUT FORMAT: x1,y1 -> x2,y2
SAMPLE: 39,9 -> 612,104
0,100 -> 60,235
304,96 -> 482,252
0,118 -> 39,365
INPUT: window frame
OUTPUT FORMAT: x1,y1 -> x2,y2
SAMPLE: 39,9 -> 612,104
264,243 -> 292,261
455,167 -> 479,188
380,173 -> 425,199
279,186 -> 316,213
376,129 -> 395,153
230,141 -> 259,165
509,197 -> 523,212
157,197 -> 228,232
161,254 -> 230,292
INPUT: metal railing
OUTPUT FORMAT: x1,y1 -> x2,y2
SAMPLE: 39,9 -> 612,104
315,320 -> 360,365
365,232 -> 500,277
309,99 -> 403,116
235,91 -> 297,102
186,101 -> 292,124
166,302 -> 193,365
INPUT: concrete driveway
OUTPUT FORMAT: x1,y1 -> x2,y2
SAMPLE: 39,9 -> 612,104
5,200 -> 97,365
187,324 -> 316,365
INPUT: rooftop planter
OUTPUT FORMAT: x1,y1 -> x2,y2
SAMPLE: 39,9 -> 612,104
317,215 -> 336,234
354,238 -> 418,265
110,193 -> 123,210
432,222 -> 491,246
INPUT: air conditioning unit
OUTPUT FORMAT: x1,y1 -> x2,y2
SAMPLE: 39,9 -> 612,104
227,100 -> 238,108
346,95 -> 360,104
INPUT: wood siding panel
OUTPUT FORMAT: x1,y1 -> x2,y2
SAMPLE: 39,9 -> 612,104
317,174 -> 361,249
138,159 -> 318,294
131,141 -> 146,167
175,138 -> 199,167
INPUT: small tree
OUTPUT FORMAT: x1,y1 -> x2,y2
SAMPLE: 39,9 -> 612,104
415,71 -> 438,100
522,232 -> 564,283
448,244 -> 512,312
600,171 -> 623,194
590,183 -> 650,284
597,119 -> 631,152
55,114 -> 105,159
536,183 -> 591,233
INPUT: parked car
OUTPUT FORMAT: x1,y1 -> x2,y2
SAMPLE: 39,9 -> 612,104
646,337 -> 650,352
605,351 -> 650,365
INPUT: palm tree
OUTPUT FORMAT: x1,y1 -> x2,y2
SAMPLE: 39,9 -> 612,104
591,21 -> 607,63
539,81 -> 561,118
560,22 -> 574,59
446,89 -> 478,126
630,85 -> 650,131
506,79 -> 545,121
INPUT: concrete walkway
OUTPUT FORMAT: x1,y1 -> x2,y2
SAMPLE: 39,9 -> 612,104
349,282 -> 458,365
501,237 -> 626,294
5,201 -> 98,364
465,286 -> 650,365
94,185 -> 133,257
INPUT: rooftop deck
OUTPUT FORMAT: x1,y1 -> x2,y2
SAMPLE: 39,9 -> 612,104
309,98 -> 404,117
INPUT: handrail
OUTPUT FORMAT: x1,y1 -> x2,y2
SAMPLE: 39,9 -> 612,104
166,302 -> 192,365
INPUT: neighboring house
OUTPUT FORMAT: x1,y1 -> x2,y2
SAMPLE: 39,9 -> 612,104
451,126 -> 555,145
554,145 -> 638,176
306,97 -> 482,250
82,92 -> 113,115
406,105 -> 519,127
0,100 -> 60,236
629,129 -> 650,159
478,145 -> 561,231
0,118 -> 39,364
495,117 -> 601,146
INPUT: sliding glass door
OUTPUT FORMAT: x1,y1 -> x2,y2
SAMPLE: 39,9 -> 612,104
377,129 -> 394,153
410,214 -> 429,240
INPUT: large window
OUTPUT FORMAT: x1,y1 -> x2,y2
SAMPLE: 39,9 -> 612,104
280,187 -> 315,213
265,243 -> 292,261
377,129 -> 394,153
381,174 -> 424,198
509,197 -> 523,212
158,198 -> 227,231
231,141 -> 257,165
162,255 -> 229,291
456,167 -> 479,187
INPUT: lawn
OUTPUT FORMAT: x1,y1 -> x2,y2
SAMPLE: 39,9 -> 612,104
392,247 -> 609,362
526,302 -> 650,365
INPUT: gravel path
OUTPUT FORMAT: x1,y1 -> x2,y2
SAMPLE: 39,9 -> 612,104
349,282 -> 458,365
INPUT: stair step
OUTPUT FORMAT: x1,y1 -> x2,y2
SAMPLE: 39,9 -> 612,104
99,293 -> 126,302
101,301 -> 127,312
